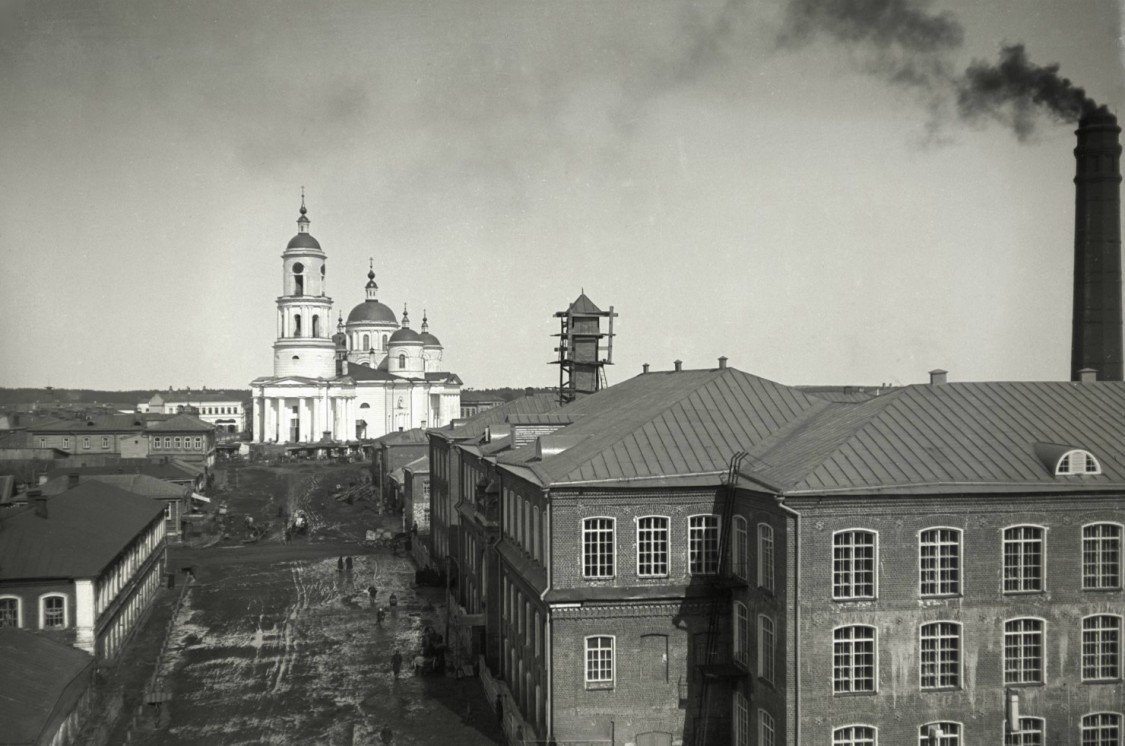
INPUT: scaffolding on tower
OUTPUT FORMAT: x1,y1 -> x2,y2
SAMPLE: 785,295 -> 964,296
550,292 -> 616,406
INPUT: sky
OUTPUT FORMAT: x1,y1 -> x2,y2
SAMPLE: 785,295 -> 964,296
1,0 -> 1123,391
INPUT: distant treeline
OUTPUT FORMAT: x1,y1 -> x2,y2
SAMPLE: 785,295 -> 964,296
0,388 -> 251,406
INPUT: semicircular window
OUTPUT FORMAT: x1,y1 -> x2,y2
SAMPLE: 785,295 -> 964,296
1057,449 -> 1101,475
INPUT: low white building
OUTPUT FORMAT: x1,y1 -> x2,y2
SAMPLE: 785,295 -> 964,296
138,391 -> 247,433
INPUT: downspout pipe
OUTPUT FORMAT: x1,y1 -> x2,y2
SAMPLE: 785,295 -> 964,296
538,488 -> 553,741
775,495 -> 800,746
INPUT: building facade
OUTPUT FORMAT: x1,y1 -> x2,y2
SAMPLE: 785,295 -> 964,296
250,201 -> 461,444
138,391 -> 247,433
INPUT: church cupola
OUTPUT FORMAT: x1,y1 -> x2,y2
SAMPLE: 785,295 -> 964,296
420,309 -> 444,372
274,192 -> 335,379
365,259 -> 379,301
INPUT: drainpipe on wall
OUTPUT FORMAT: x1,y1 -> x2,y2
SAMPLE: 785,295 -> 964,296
775,495 -> 800,746
538,488 -> 553,741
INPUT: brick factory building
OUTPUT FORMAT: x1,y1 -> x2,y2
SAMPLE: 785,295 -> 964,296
426,361 -> 1124,746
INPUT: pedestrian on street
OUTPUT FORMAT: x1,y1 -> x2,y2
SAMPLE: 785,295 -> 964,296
345,555 -> 353,571
391,650 -> 403,678
495,694 -> 503,727
337,556 -> 344,572
377,608 -> 386,623
388,592 -> 398,607
367,586 -> 378,606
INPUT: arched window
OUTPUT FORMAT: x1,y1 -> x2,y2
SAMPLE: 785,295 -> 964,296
833,725 -> 876,746
731,515 -> 748,580
758,523 -> 775,592
382,334 -> 388,348
1081,713 -> 1122,746
359,403 -> 371,409
398,354 -> 406,369
312,314 -> 320,337
293,313 -> 302,338
833,529 -> 877,599
919,722 -> 961,745
0,596 -> 21,627
363,334 -> 370,350
732,601 -> 749,666
292,262 -> 304,295
40,594 -> 67,629
833,625 -> 876,693
919,621 -> 961,689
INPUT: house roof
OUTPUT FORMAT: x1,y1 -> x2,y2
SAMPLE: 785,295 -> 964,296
45,458 -> 201,481
744,380 -> 1125,495
147,390 -> 245,404
561,292 -> 603,316
403,455 -> 429,474
39,473 -> 189,500
0,481 -> 164,580
431,394 -> 561,442
0,628 -> 94,745
145,413 -> 213,432
498,368 -> 823,487
375,428 -> 429,446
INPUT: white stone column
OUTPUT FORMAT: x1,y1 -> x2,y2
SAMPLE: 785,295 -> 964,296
74,579 -> 96,654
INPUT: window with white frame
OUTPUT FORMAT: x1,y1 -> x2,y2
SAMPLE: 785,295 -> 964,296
833,625 -> 876,693
1004,618 -> 1045,684
164,436 -> 171,448
62,437 -> 69,449
834,725 -> 877,746
101,436 -> 109,449
1081,713 -> 1122,746
1005,717 -> 1045,746
194,436 -> 202,449
83,437 -> 90,449
582,518 -> 614,578
732,515 -> 748,580
733,690 -> 750,746
1058,449 -> 1101,475
38,437 -> 45,448
919,722 -> 961,745
584,636 -> 614,686
733,602 -> 749,667
758,709 -> 776,746
759,614 -> 775,684
41,594 -> 66,628
1084,523 -> 1122,590
1082,615 -> 1121,682
920,528 -> 961,596
688,514 -> 720,575
0,597 -> 20,627
174,436 -> 182,449
758,523 -> 775,592
920,621 -> 960,689
1004,526 -> 1045,592
637,516 -> 669,577
833,530 -> 876,599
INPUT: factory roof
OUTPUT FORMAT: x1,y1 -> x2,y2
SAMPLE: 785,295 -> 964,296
0,481 -> 164,580
0,628 -> 94,746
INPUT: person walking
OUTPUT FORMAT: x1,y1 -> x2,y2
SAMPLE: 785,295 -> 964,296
337,556 -> 344,572
391,650 -> 403,678
367,586 -> 378,606
345,555 -> 353,571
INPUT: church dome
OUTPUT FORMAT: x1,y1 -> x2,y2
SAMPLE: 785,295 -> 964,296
347,300 -> 399,325
420,331 -> 442,348
287,232 -> 322,250
389,326 -> 422,344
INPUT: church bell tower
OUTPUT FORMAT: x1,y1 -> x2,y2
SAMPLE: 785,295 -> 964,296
273,195 -> 336,379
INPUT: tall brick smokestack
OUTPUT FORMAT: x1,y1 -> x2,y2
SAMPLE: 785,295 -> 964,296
1072,110 -> 1123,381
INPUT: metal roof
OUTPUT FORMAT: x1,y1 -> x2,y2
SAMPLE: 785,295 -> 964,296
0,628 -> 94,745
431,394 -> 561,442
498,368 -> 824,486
747,380 -> 1125,495
45,458 -> 201,481
39,473 -> 189,500
0,482 -> 164,580
563,292 -> 603,316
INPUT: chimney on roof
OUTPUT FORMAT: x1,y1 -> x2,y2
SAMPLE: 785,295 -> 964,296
1072,110 -> 1123,381
718,356 -> 728,369
1078,367 -> 1098,383
929,369 -> 948,385
674,360 -> 683,372
31,492 -> 47,519
67,472 -> 79,488
642,363 -> 650,374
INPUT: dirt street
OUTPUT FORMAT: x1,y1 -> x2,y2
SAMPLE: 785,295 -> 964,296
129,463 -> 503,746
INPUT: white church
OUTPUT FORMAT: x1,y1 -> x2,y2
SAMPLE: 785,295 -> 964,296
250,200 -> 462,443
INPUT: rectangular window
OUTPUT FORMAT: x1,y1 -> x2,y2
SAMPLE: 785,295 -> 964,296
920,528 -> 961,596
38,437 -> 46,448
1004,526 -> 1045,593
1084,524 -> 1122,590
1082,713 -> 1122,746
584,636 -> 614,685
734,691 -> 750,746
758,709 -> 775,746
689,515 -> 720,575
637,516 -> 669,577
582,518 -> 615,578
1082,615 -> 1121,681
1004,618 -> 1044,684
164,436 -> 171,448
758,523 -> 775,593
833,625 -> 876,693
758,615 -> 775,684
82,437 -> 90,449
1005,717 -> 1044,746
101,436 -> 109,449
833,530 -> 876,599
733,602 -> 749,667
43,596 -> 65,628
0,598 -> 18,627
174,436 -> 182,448
732,516 -> 748,580
920,621 -> 960,689
194,436 -> 202,449
62,437 -> 69,449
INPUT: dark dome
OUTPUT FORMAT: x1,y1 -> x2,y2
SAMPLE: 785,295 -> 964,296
347,300 -> 398,325
287,233 -> 322,250
389,327 -> 422,344
420,331 -> 442,348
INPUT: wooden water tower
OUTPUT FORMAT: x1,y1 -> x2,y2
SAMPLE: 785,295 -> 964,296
552,292 -> 616,405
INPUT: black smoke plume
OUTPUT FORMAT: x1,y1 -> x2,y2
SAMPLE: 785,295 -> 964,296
779,0 -> 1106,140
